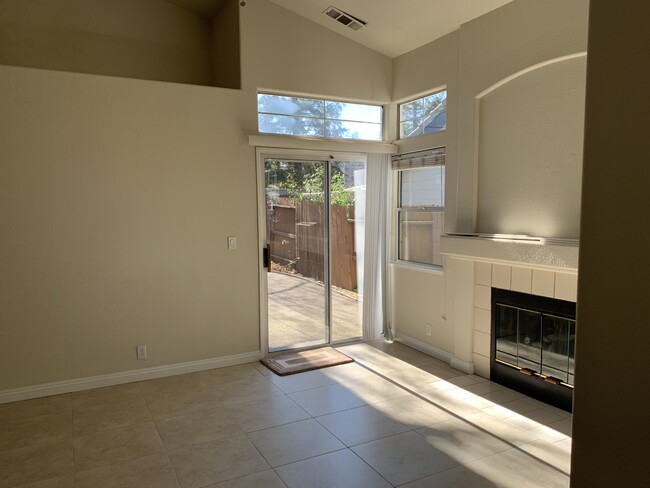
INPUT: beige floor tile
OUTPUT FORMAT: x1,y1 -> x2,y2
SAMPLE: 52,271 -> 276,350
72,382 -> 143,408
519,438 -> 572,475
320,361 -> 376,383
446,374 -> 488,388
251,361 -> 274,376
144,388 -> 223,420
399,465 -> 501,488
480,388 -> 525,405
248,419 -> 344,467
288,383 -> 367,417
74,421 -> 164,471
371,395 -> 455,429
547,417 -> 573,436
316,405 -> 411,446
205,364 -> 265,384
495,397 -> 548,415
2,342 -> 572,488
503,407 -> 565,431
275,449 -> 391,488
367,341 -> 438,367
14,475 -> 75,488
417,419 -> 511,464
417,362 -> 463,380
463,381 -> 506,396
267,369 -> 338,394
0,394 -> 72,422
139,372 -> 214,398
351,431 -> 460,486
232,395 -> 310,433
214,376 -> 284,407
342,374 -> 412,405
0,410 -> 72,452
418,388 -> 484,418
73,397 -> 152,436
384,365 -> 449,390
205,469 -> 287,488
74,453 -> 179,488
155,407 -> 243,450
463,412 -> 539,446
169,435 -> 269,488
528,424 -> 570,444
464,447 -> 570,488
337,343 -> 416,374
0,440 -> 73,488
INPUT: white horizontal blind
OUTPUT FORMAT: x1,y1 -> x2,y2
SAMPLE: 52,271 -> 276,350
391,147 -> 445,170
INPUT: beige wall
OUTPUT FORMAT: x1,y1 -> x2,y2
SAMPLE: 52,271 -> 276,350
389,0 -> 589,363
390,266 -> 452,353
212,0 -> 240,89
239,0 -> 391,102
0,66 -> 259,390
571,1 -> 650,485
389,32 -> 459,353
0,0 -> 214,86
457,0 -> 590,232
477,54 -> 586,238
0,0 -> 395,392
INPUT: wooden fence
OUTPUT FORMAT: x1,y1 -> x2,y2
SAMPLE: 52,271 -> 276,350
267,198 -> 357,291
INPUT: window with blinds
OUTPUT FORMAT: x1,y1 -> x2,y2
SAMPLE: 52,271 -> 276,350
393,147 -> 445,267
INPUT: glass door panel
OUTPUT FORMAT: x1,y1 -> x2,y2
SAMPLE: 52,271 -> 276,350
330,161 -> 365,343
265,159 -> 328,351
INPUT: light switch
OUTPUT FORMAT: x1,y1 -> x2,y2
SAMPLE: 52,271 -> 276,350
227,236 -> 237,250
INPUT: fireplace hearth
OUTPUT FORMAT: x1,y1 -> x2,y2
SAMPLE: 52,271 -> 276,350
491,288 -> 576,411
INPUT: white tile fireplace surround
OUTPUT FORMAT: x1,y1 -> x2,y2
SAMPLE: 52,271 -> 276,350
440,234 -> 579,379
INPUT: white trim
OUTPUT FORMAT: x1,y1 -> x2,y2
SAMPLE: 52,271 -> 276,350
249,134 -> 397,154
0,351 -> 261,404
450,357 -> 475,375
475,52 -> 588,100
256,147 -> 371,354
256,151 -> 269,357
394,332 -> 474,374
389,260 -> 444,275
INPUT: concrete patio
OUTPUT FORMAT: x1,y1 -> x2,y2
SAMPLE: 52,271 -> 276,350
267,271 -> 362,350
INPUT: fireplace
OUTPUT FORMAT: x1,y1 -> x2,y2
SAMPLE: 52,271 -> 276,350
491,288 -> 576,411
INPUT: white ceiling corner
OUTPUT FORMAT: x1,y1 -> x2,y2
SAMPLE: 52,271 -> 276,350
269,0 -> 514,58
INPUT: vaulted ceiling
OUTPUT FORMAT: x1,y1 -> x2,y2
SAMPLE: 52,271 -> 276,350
268,0 -> 513,57
168,0 -> 513,58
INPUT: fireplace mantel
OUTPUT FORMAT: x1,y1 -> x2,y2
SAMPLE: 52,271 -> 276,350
440,234 -> 579,271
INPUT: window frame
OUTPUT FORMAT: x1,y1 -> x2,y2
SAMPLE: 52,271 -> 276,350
393,148 -> 446,269
398,88 -> 447,140
257,92 -> 384,142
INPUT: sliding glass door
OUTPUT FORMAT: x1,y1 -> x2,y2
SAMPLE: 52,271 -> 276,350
263,156 -> 365,352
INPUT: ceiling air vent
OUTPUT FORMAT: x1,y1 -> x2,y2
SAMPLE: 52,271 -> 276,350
323,6 -> 366,31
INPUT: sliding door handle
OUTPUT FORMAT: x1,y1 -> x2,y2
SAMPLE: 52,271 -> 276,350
263,247 -> 269,269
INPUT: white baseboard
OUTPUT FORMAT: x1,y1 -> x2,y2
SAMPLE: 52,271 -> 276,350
394,333 -> 474,374
450,357 -> 475,375
0,351 -> 262,404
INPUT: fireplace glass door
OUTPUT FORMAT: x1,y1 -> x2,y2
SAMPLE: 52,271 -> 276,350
495,304 -> 576,386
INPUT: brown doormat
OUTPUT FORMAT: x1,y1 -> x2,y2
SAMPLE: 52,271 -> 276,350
261,347 -> 354,376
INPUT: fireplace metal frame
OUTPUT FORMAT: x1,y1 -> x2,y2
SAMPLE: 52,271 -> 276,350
490,288 -> 575,412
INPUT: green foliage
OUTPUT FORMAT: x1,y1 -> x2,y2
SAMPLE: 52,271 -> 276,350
265,160 -> 356,208
302,166 -> 353,207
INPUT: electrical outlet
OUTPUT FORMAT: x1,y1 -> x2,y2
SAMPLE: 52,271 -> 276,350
136,345 -> 147,360
227,236 -> 237,250
425,323 -> 432,336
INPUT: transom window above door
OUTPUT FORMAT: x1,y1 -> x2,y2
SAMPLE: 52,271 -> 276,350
257,93 -> 383,141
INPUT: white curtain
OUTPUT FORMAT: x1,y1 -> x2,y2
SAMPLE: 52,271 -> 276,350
362,153 -> 392,341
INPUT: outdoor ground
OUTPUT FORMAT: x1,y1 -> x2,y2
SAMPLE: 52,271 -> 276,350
267,271 -> 362,350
